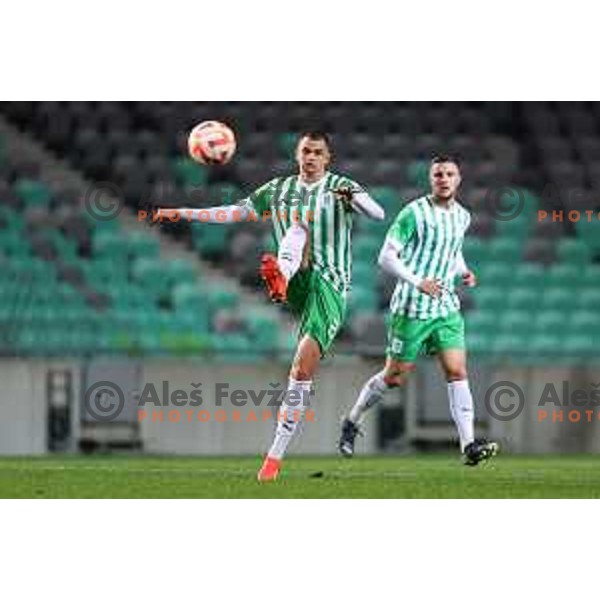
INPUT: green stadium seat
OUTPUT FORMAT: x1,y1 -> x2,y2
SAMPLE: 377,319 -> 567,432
211,334 -> 255,361
93,230 -> 129,257
507,287 -> 538,310
529,333 -> 562,354
352,262 -> 375,287
492,332 -> 528,354
172,157 -> 208,187
513,263 -> 546,288
0,233 -> 31,257
371,186 -> 401,214
487,237 -> 521,263
172,283 -> 208,312
46,231 -> 79,260
472,287 -> 507,311
576,289 -> 600,311
193,226 -> 229,256
580,264 -> 600,290
13,179 -> 52,206
465,310 -> 497,335
546,264 -> 581,289
575,219 -> 600,246
206,183 -> 243,205
494,215 -> 531,241
557,238 -> 592,264
348,284 -> 378,312
570,311 -> 599,334
245,310 -> 280,351
564,334 -> 596,355
205,287 -> 239,311
500,309 -> 533,332
465,332 -> 490,355
0,206 -> 24,229
462,238 -> 491,270
84,261 -> 128,289
542,287 -> 572,310
534,310 -> 563,332
166,258 -> 196,283
480,262 -> 512,288
279,133 -> 297,157
406,160 -> 429,188
137,330 -> 163,353
354,236 -> 381,262
127,232 -> 160,258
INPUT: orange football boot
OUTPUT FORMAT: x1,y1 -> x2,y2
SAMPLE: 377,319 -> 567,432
257,456 -> 282,482
260,254 -> 288,303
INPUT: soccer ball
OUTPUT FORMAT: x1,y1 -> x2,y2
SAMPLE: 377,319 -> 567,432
188,121 -> 237,166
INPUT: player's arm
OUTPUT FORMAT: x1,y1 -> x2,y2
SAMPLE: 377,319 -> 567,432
453,249 -> 477,288
454,212 -> 476,287
378,206 -> 442,298
331,182 -> 385,221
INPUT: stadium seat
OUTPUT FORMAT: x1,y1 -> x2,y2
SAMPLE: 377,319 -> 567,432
557,238 -> 591,264
542,287 -> 573,310
507,287 -> 539,310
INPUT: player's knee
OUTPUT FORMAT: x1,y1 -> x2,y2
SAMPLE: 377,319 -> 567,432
384,374 -> 405,388
445,367 -> 468,382
290,363 -> 314,382
383,363 -> 415,388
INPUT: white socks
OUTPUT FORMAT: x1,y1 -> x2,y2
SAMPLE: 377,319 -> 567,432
448,380 -> 475,452
349,371 -> 390,424
267,379 -> 312,460
349,374 -> 475,453
277,223 -> 307,281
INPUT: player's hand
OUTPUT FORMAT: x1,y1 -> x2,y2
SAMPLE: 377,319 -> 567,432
419,278 -> 443,298
331,186 -> 354,205
462,271 -> 477,288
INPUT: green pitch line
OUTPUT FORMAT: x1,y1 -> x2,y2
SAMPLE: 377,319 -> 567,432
1,455 -> 600,499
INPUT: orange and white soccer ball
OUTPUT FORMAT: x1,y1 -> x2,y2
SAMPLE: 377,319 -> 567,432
188,121 -> 237,166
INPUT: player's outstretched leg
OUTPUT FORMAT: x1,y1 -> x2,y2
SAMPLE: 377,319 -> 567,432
258,336 -> 320,482
339,360 -> 414,458
439,349 -> 498,466
260,223 -> 308,303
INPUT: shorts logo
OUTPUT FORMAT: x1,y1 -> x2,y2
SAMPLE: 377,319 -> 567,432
390,338 -> 404,355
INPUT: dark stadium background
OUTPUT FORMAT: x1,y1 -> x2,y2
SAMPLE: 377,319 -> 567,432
0,101 -> 599,465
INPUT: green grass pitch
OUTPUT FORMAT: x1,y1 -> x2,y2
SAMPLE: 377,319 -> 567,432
1,455 -> 600,498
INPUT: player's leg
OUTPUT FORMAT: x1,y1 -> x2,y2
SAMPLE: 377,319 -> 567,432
339,357 -> 416,457
258,335 -> 321,481
339,313 -> 428,457
433,313 -> 498,465
260,222 -> 309,303
437,347 -> 474,453
258,276 -> 345,481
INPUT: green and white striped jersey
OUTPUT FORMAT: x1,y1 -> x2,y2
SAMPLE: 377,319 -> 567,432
248,172 -> 360,293
387,195 -> 471,320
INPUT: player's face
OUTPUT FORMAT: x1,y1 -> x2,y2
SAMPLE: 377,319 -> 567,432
296,138 -> 331,180
430,162 -> 461,201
